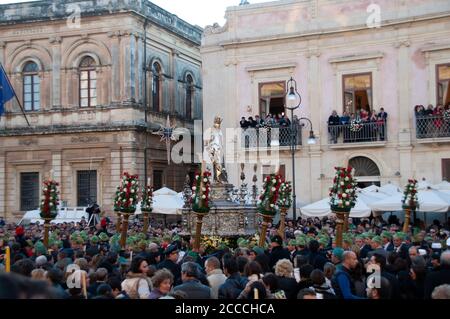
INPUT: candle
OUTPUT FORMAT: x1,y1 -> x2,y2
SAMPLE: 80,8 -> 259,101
82,271 -> 87,299
253,287 -> 259,299
5,246 -> 10,273
130,250 -> 133,261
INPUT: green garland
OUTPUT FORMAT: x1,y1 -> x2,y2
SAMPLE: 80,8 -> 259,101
113,172 -> 139,214
329,166 -> 358,212
258,174 -> 283,216
40,179 -> 59,220
402,179 -> 419,210
277,181 -> 292,209
191,170 -> 211,214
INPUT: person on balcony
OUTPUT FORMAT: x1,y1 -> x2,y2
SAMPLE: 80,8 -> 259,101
240,117 -> 249,129
415,105 -> 426,138
377,107 -> 388,141
433,104 -> 444,137
340,111 -> 351,143
328,110 -> 340,144
254,115 -> 264,128
248,116 -> 257,128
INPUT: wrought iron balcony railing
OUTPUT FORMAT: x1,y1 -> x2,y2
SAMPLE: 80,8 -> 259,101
415,115 -> 450,139
327,120 -> 387,144
240,125 -> 302,148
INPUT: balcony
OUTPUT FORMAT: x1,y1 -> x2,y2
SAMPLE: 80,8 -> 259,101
240,125 -> 302,149
415,115 -> 450,143
327,120 -> 387,149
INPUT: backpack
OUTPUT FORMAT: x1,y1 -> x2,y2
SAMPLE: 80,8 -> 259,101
127,278 -> 143,299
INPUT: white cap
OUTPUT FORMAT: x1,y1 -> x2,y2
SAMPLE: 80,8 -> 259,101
418,249 -> 427,256
35,255 -> 48,266
431,242 -> 442,249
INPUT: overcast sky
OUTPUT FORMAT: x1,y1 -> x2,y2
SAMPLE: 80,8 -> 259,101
0,0 -> 277,27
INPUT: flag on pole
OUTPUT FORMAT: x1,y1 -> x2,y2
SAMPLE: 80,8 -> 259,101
0,63 -> 15,117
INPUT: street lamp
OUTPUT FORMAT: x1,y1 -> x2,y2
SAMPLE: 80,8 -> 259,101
285,77 -> 316,222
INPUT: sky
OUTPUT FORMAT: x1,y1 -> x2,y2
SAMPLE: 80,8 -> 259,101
0,0 -> 277,28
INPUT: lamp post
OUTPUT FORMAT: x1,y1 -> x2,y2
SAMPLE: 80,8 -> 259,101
285,77 -> 316,222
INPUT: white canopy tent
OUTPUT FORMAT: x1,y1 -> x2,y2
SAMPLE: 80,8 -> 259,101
378,183 -> 402,196
135,187 -> 184,215
369,189 -> 450,213
300,197 -> 373,218
20,207 -> 88,225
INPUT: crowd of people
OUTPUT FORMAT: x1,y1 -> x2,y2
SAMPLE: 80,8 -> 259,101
0,214 -> 450,300
240,113 -> 297,129
327,108 -> 388,144
414,103 -> 450,138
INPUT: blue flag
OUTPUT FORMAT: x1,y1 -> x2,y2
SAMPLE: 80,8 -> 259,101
0,64 -> 15,116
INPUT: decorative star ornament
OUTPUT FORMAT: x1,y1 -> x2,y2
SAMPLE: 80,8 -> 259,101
152,115 -> 184,164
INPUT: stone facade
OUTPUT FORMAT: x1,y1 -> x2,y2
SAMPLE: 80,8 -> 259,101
201,0 -> 450,215
0,0 -> 202,220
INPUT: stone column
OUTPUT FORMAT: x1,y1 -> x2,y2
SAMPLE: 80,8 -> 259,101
309,150 -> 323,202
0,152 -> 6,219
0,41 -> 5,66
108,31 -> 121,103
396,39 -> 412,143
121,31 -> 132,103
51,151 -> 62,189
170,49 -> 179,114
136,32 -> 144,105
306,47 -> 321,140
396,39 -> 413,185
49,36 -> 62,108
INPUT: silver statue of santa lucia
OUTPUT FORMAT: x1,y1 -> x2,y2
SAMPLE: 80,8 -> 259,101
205,116 -> 228,184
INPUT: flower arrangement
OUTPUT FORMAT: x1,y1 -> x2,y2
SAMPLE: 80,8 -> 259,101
201,235 -> 230,254
141,183 -> 153,212
277,181 -> 292,209
113,172 -> 139,214
329,166 -> 358,212
191,170 -> 212,214
350,119 -> 363,132
443,109 -> 450,123
258,174 -> 283,216
402,179 -> 419,209
40,179 -> 60,220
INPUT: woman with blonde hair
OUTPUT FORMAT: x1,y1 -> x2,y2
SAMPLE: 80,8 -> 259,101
274,259 -> 299,300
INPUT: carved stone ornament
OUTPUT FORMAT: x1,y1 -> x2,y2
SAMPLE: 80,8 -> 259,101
204,22 -> 228,36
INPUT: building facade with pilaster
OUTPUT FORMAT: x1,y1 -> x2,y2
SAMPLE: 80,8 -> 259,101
201,0 -> 450,216
0,0 -> 202,220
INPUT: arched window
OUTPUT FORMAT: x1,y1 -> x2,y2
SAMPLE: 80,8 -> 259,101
186,74 -> 194,119
348,156 -> 381,188
22,61 -> 40,111
152,62 -> 161,112
349,156 -> 380,176
79,56 -> 97,107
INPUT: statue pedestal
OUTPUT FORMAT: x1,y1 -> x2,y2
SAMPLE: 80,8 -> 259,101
210,183 -> 234,206
181,182 -> 258,237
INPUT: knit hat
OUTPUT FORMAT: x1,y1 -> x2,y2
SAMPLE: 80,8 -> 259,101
371,236 -> 382,245
99,232 -> 109,242
91,235 -> 99,244
288,239 -> 297,246
271,235 -> 283,246
15,226 -> 25,237
35,255 -> 48,266
381,231 -> 392,240
296,237 -> 306,247
252,246 -> 265,256
34,241 -> 47,255
332,247 -> 344,261
318,237 -> 328,247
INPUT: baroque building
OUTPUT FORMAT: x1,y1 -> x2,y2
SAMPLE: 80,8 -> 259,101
201,0 -> 450,215
0,0 -> 202,220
